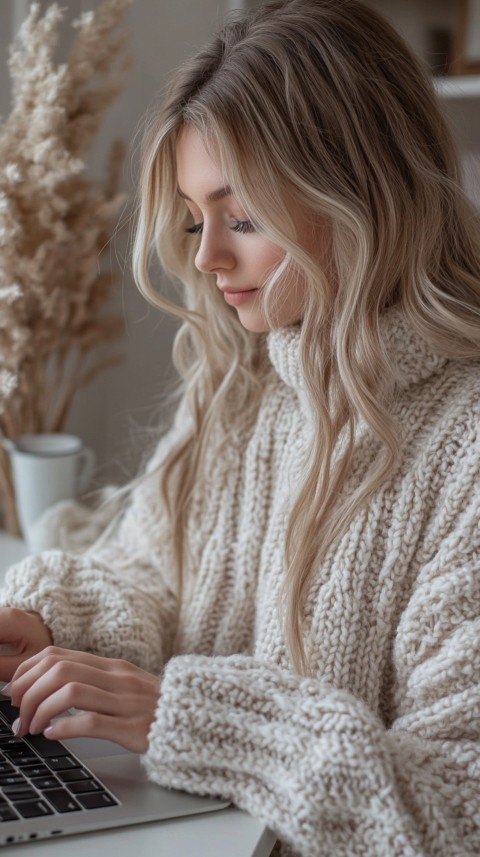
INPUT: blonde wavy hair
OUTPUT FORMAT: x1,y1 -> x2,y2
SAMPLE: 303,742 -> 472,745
133,0 -> 480,673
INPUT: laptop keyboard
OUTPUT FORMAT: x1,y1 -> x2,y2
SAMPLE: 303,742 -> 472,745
0,698 -> 119,822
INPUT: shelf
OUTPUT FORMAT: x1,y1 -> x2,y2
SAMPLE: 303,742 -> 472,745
434,75 -> 480,99
434,77 -> 480,150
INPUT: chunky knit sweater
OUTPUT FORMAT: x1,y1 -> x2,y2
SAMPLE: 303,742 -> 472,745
1,309 -> 479,857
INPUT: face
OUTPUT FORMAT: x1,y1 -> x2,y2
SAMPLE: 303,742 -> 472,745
175,126 -> 326,333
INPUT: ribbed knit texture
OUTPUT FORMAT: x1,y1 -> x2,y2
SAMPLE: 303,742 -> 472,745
1,307 -> 479,857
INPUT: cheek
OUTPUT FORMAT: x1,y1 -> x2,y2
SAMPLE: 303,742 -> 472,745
250,240 -> 285,280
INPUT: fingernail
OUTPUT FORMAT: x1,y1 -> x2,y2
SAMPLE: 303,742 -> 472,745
44,726 -> 54,738
12,718 -> 21,736
2,683 -> 11,696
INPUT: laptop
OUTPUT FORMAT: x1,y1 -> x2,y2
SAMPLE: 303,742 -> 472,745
0,688 -> 230,848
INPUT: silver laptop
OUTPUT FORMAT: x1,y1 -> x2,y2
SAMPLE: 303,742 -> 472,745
0,688 -> 230,847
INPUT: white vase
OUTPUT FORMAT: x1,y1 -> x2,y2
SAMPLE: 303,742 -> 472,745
2,433 -> 96,546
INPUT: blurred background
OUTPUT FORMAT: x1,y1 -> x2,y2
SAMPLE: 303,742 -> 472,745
0,0 -> 478,487
0,0 -> 258,487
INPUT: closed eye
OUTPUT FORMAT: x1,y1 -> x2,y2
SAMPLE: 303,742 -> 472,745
184,220 -> 256,235
232,220 -> 255,234
184,222 -> 203,234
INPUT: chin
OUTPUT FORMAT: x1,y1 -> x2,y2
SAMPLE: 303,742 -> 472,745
237,313 -> 271,334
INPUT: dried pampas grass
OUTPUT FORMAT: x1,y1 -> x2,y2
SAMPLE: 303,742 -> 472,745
0,0 -> 132,534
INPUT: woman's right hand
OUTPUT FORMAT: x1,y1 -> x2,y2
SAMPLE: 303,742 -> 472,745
0,609 -> 53,681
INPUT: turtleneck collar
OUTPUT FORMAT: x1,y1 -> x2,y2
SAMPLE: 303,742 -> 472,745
266,306 -> 448,393
266,324 -> 303,390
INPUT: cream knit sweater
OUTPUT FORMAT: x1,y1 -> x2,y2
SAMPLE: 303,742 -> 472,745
1,309 -> 479,857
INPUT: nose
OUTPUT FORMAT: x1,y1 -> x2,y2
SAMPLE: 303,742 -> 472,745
194,225 -> 235,274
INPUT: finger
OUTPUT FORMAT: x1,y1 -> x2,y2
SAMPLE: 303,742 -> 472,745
0,609 -> 51,654
0,608 -> 31,643
11,654 -> 123,706
15,663 -> 127,735
0,609 -> 46,681
11,648 -> 129,703
10,649 -> 81,708
0,655 -> 32,682
24,683 -> 119,736
12,646 -> 119,685
45,711 -> 149,753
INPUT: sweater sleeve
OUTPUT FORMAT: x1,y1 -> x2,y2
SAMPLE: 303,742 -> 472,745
143,462 -> 480,855
144,649 -> 479,857
0,430 -> 183,674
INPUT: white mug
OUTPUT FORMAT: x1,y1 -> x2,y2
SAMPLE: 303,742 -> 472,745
2,433 -> 96,543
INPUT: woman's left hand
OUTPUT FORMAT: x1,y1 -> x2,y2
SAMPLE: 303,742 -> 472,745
6,646 -> 161,753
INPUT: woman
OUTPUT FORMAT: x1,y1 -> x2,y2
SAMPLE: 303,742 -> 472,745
1,1 -> 479,854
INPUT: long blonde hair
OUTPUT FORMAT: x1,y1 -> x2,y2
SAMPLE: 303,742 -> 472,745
133,0 -> 480,673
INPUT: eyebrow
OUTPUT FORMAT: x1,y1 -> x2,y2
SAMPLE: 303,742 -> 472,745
177,184 -> 232,204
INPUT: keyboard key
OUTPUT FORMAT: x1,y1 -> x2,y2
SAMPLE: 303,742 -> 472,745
47,755 -> 81,771
0,700 -> 19,724
45,789 -> 81,813
24,733 -> 70,758
76,791 -> 117,810
21,764 -> 50,779
0,806 -> 18,822
0,762 -> 14,775
57,768 -> 91,783
0,774 -> 26,786
4,745 -> 37,758
67,779 -> 102,794
3,786 -> 38,801
30,776 -> 60,790
14,799 -> 53,819
2,780 -> 37,800
0,737 -> 23,750
4,752 -> 38,767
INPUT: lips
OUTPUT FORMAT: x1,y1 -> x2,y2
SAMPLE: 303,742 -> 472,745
219,286 -> 254,294
219,287 -> 259,307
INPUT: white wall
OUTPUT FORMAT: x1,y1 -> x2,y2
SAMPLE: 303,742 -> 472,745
2,0 -> 478,487
65,0 -> 233,485
1,0 -> 249,485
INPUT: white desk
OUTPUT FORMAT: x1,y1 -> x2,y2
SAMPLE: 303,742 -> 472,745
0,533 -> 277,857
